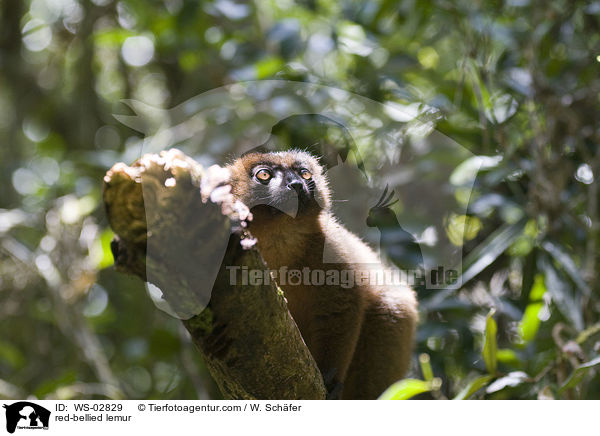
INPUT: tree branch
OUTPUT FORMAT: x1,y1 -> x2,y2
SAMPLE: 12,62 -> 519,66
102,149 -> 326,399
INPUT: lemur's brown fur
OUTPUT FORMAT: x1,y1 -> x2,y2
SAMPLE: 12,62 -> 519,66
226,150 -> 418,399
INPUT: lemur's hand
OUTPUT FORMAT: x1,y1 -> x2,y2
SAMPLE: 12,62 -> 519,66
201,164 -> 252,231
200,164 -> 231,203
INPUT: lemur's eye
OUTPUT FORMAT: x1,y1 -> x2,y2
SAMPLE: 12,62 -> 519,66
300,169 -> 312,180
255,169 -> 272,182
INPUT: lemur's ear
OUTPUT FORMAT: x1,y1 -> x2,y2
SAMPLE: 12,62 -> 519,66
241,145 -> 270,157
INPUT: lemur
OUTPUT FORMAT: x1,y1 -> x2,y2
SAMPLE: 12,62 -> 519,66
226,150 -> 418,399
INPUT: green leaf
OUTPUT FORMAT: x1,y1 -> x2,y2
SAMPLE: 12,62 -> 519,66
486,371 -> 529,393
497,349 -> 520,365
91,228 -> 115,269
542,241 -> 592,298
460,218 -> 527,286
518,274 -> 547,343
378,379 -> 432,400
541,257 -> 584,331
453,375 -> 492,400
445,214 -> 482,246
255,57 -> 285,79
518,302 -> 544,343
483,309 -> 498,375
424,218 -> 527,309
450,155 -> 502,186
528,273 -> 546,300
467,59 -> 493,116
558,356 -> 600,393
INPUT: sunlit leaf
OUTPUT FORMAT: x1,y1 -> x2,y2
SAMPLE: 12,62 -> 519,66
450,155 -> 503,186
91,228 -> 115,269
378,379 -> 432,400
483,309 -> 498,375
497,349 -> 520,365
518,274 -> 547,343
255,57 -> 285,79
453,375 -> 492,400
417,47 -> 439,69
486,93 -> 518,124
486,371 -> 530,393
444,213 -> 482,246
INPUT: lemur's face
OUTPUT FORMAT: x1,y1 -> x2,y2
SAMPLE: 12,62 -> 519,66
228,151 -> 330,218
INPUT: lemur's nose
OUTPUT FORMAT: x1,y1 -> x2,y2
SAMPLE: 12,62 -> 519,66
287,180 -> 303,194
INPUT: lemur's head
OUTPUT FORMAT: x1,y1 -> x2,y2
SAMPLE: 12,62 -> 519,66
227,150 -> 331,218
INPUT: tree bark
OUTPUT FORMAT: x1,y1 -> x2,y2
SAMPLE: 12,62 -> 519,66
102,149 -> 326,400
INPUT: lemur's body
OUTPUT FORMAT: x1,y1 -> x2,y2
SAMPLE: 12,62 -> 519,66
227,150 -> 418,399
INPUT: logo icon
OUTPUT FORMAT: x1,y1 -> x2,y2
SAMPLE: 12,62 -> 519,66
3,402 -> 50,434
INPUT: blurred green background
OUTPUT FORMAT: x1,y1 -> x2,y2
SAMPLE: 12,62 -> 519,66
1,0 -> 599,400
